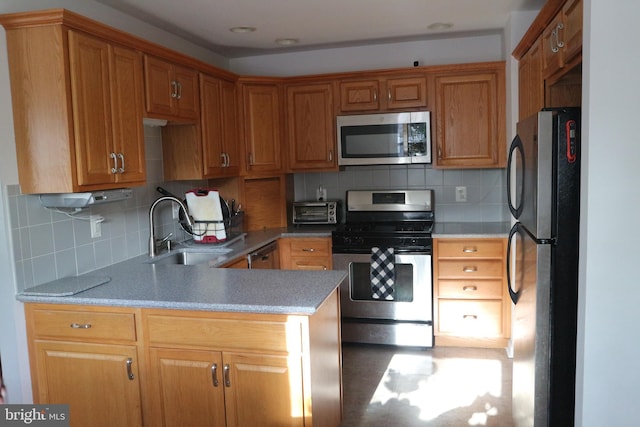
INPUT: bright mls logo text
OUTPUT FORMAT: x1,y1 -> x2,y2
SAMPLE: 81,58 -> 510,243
1,405 -> 69,426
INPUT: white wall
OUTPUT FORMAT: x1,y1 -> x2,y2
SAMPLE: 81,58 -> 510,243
576,0 -> 640,425
0,0 -> 227,403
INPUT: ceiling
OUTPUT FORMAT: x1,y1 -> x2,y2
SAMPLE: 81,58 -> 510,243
95,0 -> 545,58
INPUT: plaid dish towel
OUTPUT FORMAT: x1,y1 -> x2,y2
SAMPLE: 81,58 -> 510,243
370,247 -> 395,300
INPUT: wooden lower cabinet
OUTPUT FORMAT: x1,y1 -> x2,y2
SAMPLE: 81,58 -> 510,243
25,293 -> 341,426
25,304 -> 143,427
279,237 -> 332,270
433,238 -> 510,348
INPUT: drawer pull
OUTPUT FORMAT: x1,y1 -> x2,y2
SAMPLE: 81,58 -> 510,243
463,266 -> 478,273
211,363 -> 219,387
70,323 -> 92,329
462,285 -> 478,292
224,364 -> 231,387
463,314 -> 478,320
126,358 -> 135,380
302,248 -> 315,252
462,247 -> 478,253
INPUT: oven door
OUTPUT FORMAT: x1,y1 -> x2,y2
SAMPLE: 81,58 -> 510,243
332,252 -> 432,323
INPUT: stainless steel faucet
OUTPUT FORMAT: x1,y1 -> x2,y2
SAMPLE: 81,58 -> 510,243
148,196 -> 194,257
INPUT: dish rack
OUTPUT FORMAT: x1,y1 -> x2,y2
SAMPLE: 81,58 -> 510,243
189,211 -> 244,244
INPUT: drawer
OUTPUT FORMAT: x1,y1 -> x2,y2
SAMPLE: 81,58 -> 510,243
438,279 -> 503,299
437,259 -> 503,279
437,239 -> 504,258
29,307 -> 137,342
288,238 -> 331,257
144,314 -> 302,353
437,300 -> 504,337
290,257 -> 331,270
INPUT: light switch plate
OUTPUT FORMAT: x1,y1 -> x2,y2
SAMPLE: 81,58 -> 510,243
455,186 -> 467,202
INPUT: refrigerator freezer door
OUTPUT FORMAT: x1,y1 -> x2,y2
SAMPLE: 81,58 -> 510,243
510,223 -> 552,427
512,112 -> 554,240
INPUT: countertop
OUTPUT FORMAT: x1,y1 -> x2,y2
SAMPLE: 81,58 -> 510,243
16,226 -> 345,315
432,221 -> 510,238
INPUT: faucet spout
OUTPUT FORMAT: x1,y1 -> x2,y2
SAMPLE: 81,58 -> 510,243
148,196 -> 194,257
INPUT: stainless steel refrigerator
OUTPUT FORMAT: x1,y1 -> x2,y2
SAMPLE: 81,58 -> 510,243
507,108 -> 581,427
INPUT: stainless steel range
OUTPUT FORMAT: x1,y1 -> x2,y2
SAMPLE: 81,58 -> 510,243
332,189 -> 434,347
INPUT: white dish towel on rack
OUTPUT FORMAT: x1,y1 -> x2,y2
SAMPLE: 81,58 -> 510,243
186,190 -> 226,242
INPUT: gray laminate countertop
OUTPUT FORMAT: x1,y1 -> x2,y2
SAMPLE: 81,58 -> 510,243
16,227 -> 346,315
432,222 -> 511,238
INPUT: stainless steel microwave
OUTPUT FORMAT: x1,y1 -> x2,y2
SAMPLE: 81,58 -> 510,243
292,201 -> 340,225
337,111 -> 431,166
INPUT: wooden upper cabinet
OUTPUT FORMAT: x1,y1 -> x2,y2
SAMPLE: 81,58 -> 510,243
144,55 -> 199,121
518,39 -> 544,121
286,82 -> 336,172
541,0 -> 583,79
201,75 -> 240,177
430,62 -> 506,169
241,82 -> 282,175
339,79 -> 380,112
338,74 -> 427,113
0,12 -> 146,193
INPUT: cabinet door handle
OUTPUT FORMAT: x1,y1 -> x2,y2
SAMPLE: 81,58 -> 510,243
373,90 -> 377,102
110,152 -> 118,174
221,153 -> 227,167
463,314 -> 478,320
302,248 -> 315,252
70,322 -> 92,329
248,153 -> 254,166
224,153 -> 230,167
117,153 -> 125,173
462,246 -> 478,253
388,88 -> 392,101
177,82 -> 183,100
223,364 -> 231,387
437,146 -> 442,159
462,285 -> 478,292
555,22 -> 565,48
211,363 -> 219,387
126,358 -> 135,380
328,150 -> 333,162
463,266 -> 478,273
171,80 -> 178,98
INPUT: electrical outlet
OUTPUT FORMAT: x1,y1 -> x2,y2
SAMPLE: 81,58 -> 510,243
90,215 -> 102,238
455,186 -> 467,202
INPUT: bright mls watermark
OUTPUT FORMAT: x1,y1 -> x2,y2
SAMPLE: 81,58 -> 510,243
0,405 -> 69,427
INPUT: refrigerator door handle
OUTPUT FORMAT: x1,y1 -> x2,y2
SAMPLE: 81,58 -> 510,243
507,223 -> 521,304
507,135 -> 525,219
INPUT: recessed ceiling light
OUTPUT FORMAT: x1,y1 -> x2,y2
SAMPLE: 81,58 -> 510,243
427,22 -> 454,30
275,38 -> 299,46
229,26 -> 256,33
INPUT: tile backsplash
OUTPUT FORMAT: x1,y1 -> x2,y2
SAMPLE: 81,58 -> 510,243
293,165 -> 508,222
6,126 -> 205,292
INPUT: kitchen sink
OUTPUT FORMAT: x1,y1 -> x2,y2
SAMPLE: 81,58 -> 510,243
146,248 -> 232,266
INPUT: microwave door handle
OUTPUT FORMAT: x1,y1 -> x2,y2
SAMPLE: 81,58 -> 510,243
403,124 -> 409,156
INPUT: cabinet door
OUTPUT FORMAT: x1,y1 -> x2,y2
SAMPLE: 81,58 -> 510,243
339,79 -> 380,112
385,76 -> 427,110
174,64 -> 199,120
518,39 -> 544,121
279,237 -> 332,270
223,352 -> 304,427
286,83 -> 336,171
33,341 -> 142,427
68,31 -> 114,186
562,0 -> 583,64
431,64 -> 506,168
221,80 -> 241,175
148,348 -> 226,427
109,44 -> 146,184
242,83 -> 282,174
201,74 -> 226,177
144,55 -> 175,117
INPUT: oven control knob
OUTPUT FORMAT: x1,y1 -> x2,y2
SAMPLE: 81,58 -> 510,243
355,236 -> 365,245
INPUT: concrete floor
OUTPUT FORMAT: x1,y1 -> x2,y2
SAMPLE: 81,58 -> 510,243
340,344 -> 514,427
